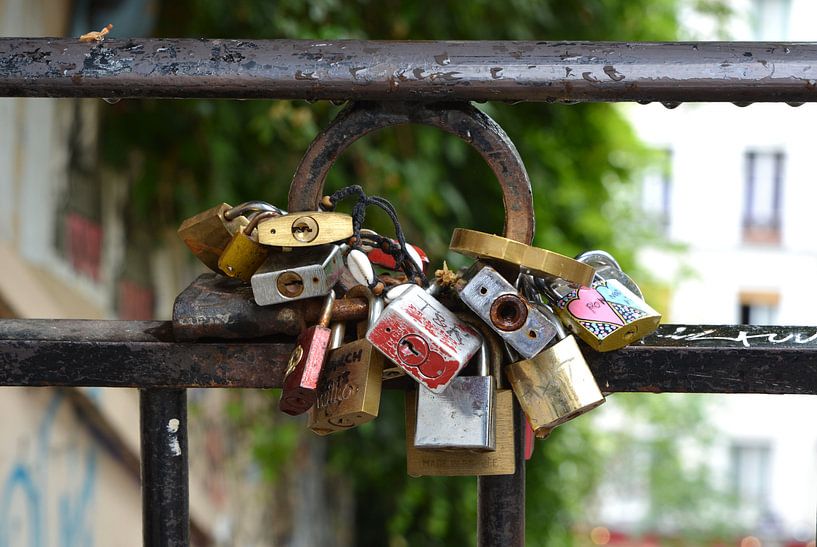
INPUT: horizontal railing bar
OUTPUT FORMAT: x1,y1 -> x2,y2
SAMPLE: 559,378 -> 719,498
1,320 -> 816,393
1,39 -> 816,103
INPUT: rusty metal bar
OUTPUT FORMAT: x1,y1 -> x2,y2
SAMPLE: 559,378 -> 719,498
2,38 -> 817,103
140,388 -> 189,546
2,320 -> 817,392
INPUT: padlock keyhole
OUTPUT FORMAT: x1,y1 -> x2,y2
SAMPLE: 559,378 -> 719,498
291,216 -> 319,242
277,271 -> 305,297
490,294 -> 528,332
396,334 -> 429,366
402,339 -> 421,356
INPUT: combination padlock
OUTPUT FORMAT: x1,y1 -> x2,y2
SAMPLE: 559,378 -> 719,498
458,263 -> 556,359
405,318 -> 515,476
279,291 -> 336,415
308,288 -> 385,435
414,334 -> 496,451
366,283 -> 482,393
449,228 -> 595,286
540,252 -> 661,352
506,294 -> 605,436
178,201 -> 282,272
251,244 -> 344,306
218,210 -> 280,282
257,211 -> 354,247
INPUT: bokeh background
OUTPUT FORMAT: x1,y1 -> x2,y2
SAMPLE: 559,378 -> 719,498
2,0 -> 816,545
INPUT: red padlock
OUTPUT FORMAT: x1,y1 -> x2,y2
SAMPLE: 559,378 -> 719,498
367,241 -> 429,274
279,291 -> 336,415
366,284 -> 481,393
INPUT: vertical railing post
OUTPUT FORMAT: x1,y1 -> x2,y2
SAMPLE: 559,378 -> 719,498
477,400 -> 526,546
140,388 -> 190,546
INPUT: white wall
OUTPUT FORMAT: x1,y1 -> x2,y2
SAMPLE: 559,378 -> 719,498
610,0 -> 817,539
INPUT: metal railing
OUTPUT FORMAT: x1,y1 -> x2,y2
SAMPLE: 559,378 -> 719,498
2,38 -> 817,547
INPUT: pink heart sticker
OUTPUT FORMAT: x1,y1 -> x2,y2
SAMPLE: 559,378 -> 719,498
567,287 -> 624,326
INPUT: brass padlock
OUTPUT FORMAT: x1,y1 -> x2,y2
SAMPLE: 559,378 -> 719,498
257,211 -> 354,247
308,289 -> 385,435
540,255 -> 661,352
505,288 -> 605,436
449,228 -> 595,286
218,210 -> 280,282
178,201 -> 283,272
405,318 -> 515,477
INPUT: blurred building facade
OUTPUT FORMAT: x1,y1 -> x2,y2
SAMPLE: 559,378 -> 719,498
593,0 -> 817,544
0,1 -> 271,546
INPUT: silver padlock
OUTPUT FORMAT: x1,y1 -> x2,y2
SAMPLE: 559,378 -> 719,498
365,283 -> 482,393
458,263 -> 556,359
414,334 -> 495,451
250,244 -> 344,306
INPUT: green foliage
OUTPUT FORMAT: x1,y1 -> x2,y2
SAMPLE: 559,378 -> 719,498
97,1 -> 732,544
598,394 -> 739,540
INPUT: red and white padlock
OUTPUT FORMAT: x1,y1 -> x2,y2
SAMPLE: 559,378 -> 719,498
365,284 -> 481,393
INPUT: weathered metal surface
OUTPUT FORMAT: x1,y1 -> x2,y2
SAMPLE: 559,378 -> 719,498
477,402 -> 525,547
2,39 -> 817,103
172,273 -> 367,341
0,319 -> 291,387
2,321 -> 817,392
287,101 -> 535,244
586,324 -> 817,395
140,389 -> 189,547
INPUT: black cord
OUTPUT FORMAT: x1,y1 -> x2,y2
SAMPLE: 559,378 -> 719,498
326,185 -> 428,287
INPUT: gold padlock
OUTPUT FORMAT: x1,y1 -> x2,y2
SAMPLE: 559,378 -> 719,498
505,294 -> 605,436
257,211 -> 354,247
308,288 -> 384,435
218,211 -> 280,282
178,203 -> 249,272
178,201 -> 283,272
449,228 -> 594,286
405,317 -> 515,477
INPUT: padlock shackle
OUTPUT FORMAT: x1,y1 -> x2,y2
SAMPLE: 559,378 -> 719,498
574,249 -> 645,300
475,335 -> 489,378
224,200 -> 285,221
244,209 -> 284,235
329,321 -> 346,350
317,290 -> 337,328
287,101 -> 535,244
575,249 -> 622,272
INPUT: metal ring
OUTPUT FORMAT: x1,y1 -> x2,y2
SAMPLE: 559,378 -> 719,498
287,101 -> 535,244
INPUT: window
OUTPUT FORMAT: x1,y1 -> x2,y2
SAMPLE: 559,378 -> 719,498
641,149 -> 672,234
743,151 -> 784,244
730,442 -> 771,509
738,291 -> 779,325
752,0 -> 791,41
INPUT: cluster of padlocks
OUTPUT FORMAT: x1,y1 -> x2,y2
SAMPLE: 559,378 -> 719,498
178,189 -> 661,476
